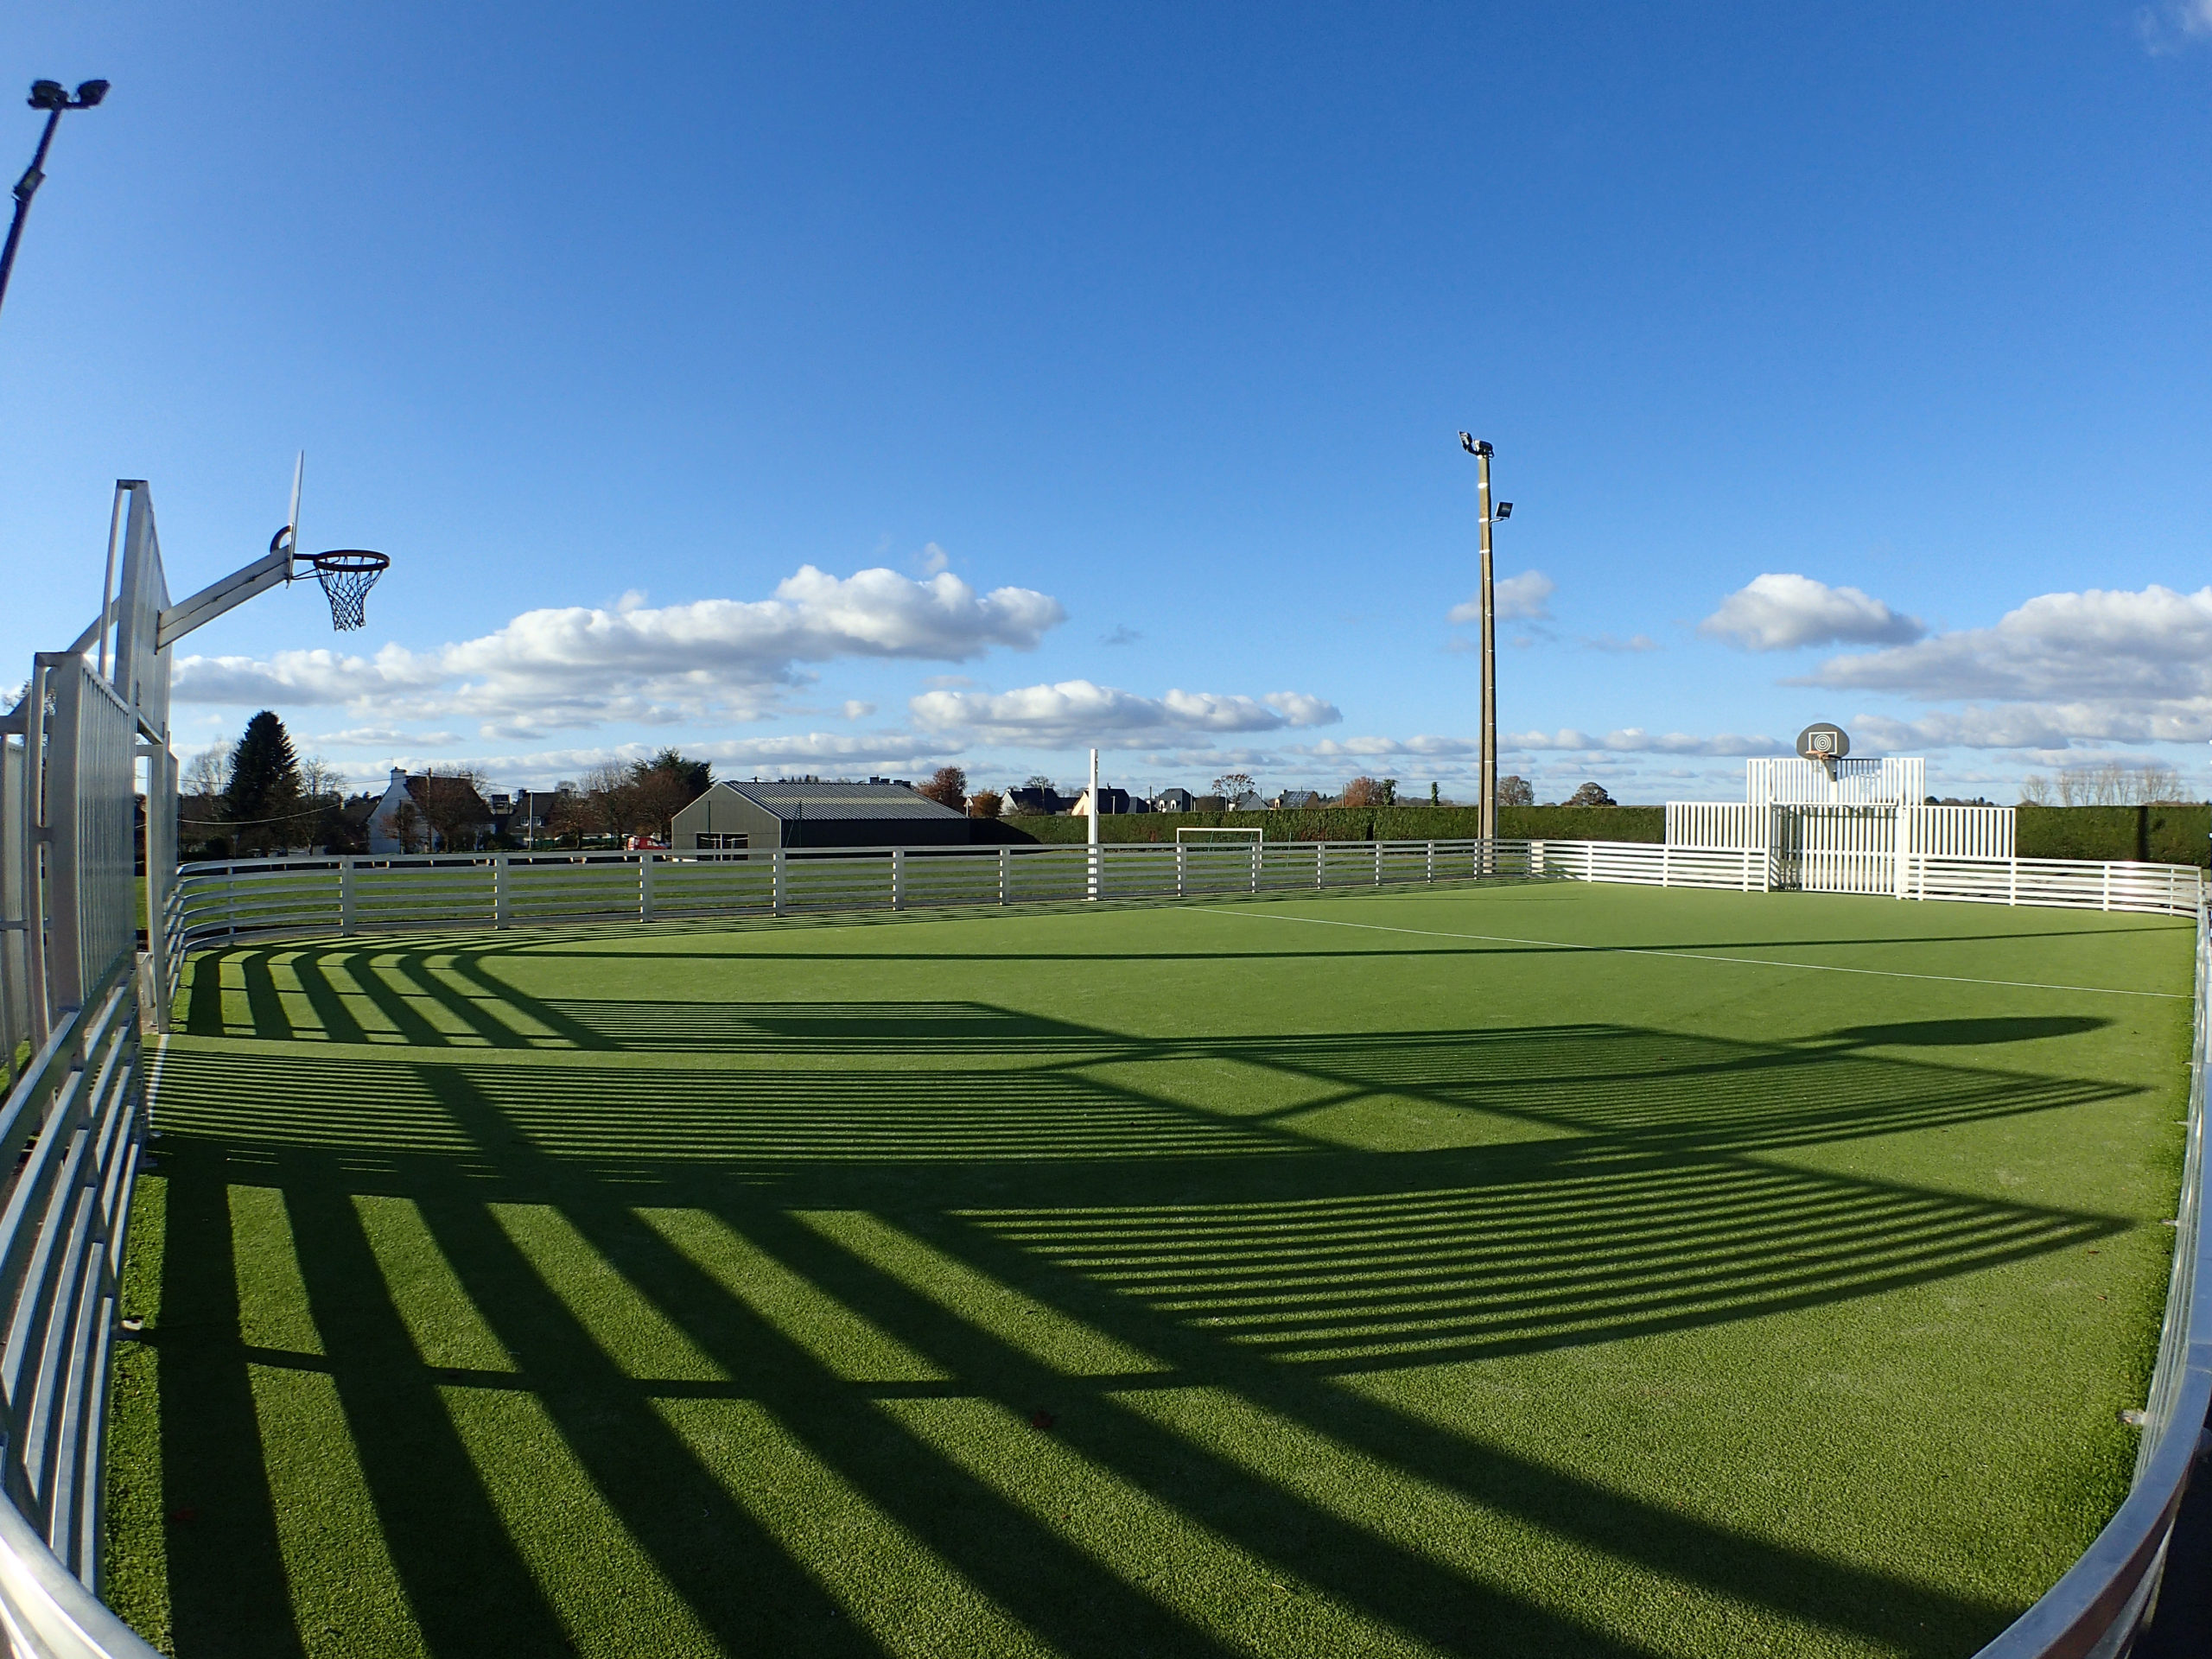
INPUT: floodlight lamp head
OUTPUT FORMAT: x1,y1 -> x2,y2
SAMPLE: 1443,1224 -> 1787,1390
28,81 -> 66,111
73,80 -> 109,107
1459,432 -> 1493,458
1496,501 -> 1513,518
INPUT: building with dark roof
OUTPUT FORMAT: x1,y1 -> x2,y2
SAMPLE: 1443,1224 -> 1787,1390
1004,785 -> 1071,816
669,779 -> 970,851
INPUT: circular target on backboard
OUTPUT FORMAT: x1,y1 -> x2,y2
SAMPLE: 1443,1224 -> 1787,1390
1796,722 -> 1850,762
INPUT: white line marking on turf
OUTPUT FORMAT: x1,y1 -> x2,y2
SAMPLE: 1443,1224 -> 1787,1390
1187,906 -> 2189,1000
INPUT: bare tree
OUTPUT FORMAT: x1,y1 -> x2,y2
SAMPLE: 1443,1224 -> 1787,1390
297,756 -> 346,800
629,771 -> 691,842
181,744 -> 229,798
578,761 -> 641,845
391,798 -> 428,854
543,786 -> 593,848
417,767 -> 491,851
2027,761 -> 2190,807
1212,772 -> 1256,804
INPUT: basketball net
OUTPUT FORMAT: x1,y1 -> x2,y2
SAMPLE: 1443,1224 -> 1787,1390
306,552 -> 388,632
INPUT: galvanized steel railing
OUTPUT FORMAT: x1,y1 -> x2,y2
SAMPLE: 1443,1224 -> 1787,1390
1969,895 -> 2210,1659
0,953 -> 157,1659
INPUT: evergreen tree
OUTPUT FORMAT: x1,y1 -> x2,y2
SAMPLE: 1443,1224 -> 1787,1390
226,710 -> 304,855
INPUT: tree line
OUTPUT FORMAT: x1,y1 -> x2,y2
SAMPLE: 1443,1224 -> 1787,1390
177,712 -> 719,858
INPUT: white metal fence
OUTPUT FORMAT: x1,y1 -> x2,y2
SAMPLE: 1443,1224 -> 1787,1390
1666,802 -> 2018,894
1747,754 -> 1925,806
173,839 -> 1534,956
0,485 -> 168,1659
168,836 -> 2205,969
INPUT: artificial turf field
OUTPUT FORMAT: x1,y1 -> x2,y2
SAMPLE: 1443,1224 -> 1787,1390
105,880 -> 2196,1659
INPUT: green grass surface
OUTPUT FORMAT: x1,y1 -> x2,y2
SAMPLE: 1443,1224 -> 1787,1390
108,881 -> 2196,1658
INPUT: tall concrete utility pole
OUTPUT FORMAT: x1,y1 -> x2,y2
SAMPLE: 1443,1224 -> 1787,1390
1087,746 -> 1101,900
1459,434 -> 1498,842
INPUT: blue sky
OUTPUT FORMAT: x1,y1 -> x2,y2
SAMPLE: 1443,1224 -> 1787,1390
6,3 -> 2211,804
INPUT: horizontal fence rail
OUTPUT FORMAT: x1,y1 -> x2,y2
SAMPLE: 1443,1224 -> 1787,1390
0,955 -> 158,1659
169,839 -> 2206,969
145,835 -> 2212,1659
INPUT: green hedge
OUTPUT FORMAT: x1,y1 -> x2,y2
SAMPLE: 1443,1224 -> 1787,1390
2017,804 -> 2210,868
995,804 -> 1665,845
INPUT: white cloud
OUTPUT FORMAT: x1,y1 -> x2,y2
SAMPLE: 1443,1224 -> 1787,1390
910,680 -> 1343,745
1801,583 -> 2212,702
1291,728 -> 1787,761
1295,734 -> 1482,760
1449,569 -> 1554,625
1584,633 -> 1661,654
1798,583 -> 2212,748
914,542 -> 951,576
1699,573 -> 1923,652
171,565 -> 1065,735
315,727 -> 457,748
1507,728 -> 1790,757
841,700 -> 877,720
2139,1 -> 2212,54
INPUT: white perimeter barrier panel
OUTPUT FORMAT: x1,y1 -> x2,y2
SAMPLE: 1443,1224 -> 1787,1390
167,836 -> 2203,961
17,830 -> 2212,1658
0,485 -> 175,1659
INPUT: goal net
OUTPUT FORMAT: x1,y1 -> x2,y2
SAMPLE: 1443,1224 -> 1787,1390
1174,826 -> 1263,844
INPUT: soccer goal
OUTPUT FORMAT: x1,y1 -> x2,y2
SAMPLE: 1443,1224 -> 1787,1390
1174,826 -> 1264,845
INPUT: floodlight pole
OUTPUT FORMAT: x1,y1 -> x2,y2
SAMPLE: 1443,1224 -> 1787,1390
1087,747 -> 1101,901
0,79 -> 109,328
1461,435 -> 1499,844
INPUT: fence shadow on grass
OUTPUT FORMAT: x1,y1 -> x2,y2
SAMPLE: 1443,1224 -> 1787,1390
177,903 -> 2187,1051
129,976 -> 2153,1658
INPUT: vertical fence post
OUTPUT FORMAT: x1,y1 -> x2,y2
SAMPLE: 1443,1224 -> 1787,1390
1661,845 -> 1671,888
1250,840 -> 1260,895
640,852 -> 656,922
2008,857 -> 2018,906
999,845 -> 1009,905
1373,842 -> 1382,887
1427,840 -> 1436,886
2103,862 -> 2113,913
892,848 -> 905,911
1316,843 -> 1325,890
340,859 -> 357,936
494,854 -> 510,929
1175,842 -> 1186,899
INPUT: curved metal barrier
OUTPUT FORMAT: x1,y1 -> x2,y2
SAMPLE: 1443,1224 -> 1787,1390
3,835 -> 2198,1656
1970,897 -> 2210,1659
0,957 -> 158,1659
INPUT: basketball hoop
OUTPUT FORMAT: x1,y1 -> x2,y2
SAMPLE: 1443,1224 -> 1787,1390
302,550 -> 389,631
